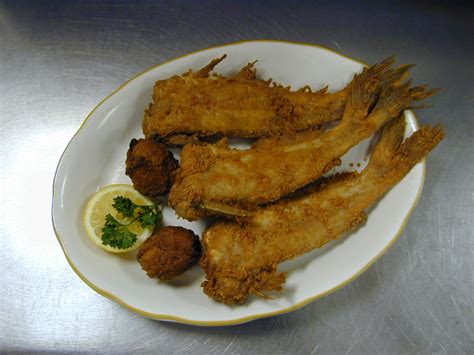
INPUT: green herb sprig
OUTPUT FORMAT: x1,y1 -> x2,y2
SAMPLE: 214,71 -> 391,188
101,196 -> 162,249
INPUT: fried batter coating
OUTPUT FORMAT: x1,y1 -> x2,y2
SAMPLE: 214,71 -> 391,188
143,55 -> 412,146
125,138 -> 179,198
169,59 -> 436,220
200,117 -> 445,304
137,226 -> 202,280
143,55 -> 346,145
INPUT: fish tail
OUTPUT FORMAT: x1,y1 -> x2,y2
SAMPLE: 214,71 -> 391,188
372,78 -> 437,118
368,119 -> 444,176
346,66 -> 382,115
392,124 -> 445,167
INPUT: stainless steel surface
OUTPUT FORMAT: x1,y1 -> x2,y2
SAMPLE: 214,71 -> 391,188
1,0 -> 472,353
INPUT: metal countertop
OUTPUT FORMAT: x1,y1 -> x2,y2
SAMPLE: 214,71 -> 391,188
1,1 -> 472,353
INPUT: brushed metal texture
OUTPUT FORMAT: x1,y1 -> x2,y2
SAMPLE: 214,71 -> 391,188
0,1 -> 472,353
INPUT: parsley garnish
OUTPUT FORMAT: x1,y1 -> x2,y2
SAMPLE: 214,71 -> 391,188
102,214 -> 138,249
112,196 -> 135,217
101,196 -> 162,249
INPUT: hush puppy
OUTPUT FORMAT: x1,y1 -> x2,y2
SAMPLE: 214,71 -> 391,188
137,226 -> 202,280
125,138 -> 179,198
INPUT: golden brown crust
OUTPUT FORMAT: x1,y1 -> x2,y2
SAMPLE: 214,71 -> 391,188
200,117 -> 444,304
125,138 -> 179,199
142,56 -> 350,144
137,226 -> 201,280
169,60 -> 435,221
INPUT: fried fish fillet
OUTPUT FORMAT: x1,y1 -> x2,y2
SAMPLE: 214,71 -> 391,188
169,63 -> 436,220
200,117 -> 445,304
142,55 -> 408,145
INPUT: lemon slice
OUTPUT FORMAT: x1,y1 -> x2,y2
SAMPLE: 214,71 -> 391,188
83,184 -> 155,253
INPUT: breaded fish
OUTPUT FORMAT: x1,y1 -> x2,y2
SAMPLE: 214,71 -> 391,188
200,117 -> 445,304
142,55 -> 409,145
169,63 -> 436,220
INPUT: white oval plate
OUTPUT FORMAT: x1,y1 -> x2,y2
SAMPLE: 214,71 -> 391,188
52,40 -> 425,326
